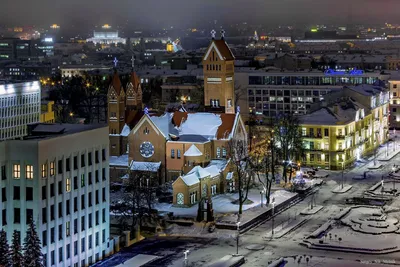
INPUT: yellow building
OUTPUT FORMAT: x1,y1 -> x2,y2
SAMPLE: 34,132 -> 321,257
388,75 -> 400,129
40,101 -> 55,123
300,85 -> 389,170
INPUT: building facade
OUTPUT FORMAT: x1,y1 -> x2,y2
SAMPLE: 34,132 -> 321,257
107,71 -> 143,181
236,69 -> 387,120
0,81 -> 41,141
300,85 -> 389,170
0,123 -> 113,267
389,76 -> 400,129
203,38 -> 235,114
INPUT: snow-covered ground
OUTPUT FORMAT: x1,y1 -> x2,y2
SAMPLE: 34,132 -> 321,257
155,189 -> 297,217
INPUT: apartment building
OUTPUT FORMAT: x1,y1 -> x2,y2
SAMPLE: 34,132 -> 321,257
0,123 -> 113,267
299,85 -> 389,170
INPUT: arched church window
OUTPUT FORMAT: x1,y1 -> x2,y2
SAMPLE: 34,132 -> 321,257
177,193 -> 184,205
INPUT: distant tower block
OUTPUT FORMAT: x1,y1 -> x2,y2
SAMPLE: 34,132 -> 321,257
254,31 -> 259,41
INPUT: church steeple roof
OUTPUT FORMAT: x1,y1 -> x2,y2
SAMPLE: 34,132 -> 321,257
130,72 -> 140,92
111,70 -> 123,95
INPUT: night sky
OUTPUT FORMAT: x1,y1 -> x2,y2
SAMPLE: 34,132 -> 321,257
0,0 -> 398,28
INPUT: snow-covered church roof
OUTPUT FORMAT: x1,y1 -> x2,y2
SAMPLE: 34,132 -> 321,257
184,145 -> 203,157
147,112 -> 240,141
120,124 -> 131,136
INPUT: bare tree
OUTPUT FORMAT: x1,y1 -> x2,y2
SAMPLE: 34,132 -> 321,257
228,137 -> 252,220
249,132 -> 276,204
111,164 -> 159,239
272,114 -> 304,184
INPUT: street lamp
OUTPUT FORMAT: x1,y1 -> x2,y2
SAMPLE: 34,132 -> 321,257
271,197 -> 276,238
236,221 -> 241,255
260,187 -> 266,208
183,250 -> 190,266
381,175 -> 384,193
341,161 -> 345,189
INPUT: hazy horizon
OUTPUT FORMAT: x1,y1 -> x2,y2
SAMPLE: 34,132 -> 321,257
0,0 -> 398,30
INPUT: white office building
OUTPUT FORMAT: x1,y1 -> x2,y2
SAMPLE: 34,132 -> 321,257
0,81 -> 41,140
235,68 -> 388,118
86,31 -> 126,45
0,123 -> 113,267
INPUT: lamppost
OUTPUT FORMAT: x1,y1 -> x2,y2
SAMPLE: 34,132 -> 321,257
183,249 -> 190,266
260,187 -> 265,207
381,175 -> 384,193
341,161 -> 345,189
236,221 -> 241,255
271,197 -> 276,238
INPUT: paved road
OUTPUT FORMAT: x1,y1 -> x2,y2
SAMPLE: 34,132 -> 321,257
98,147 -> 400,267
165,151 -> 400,267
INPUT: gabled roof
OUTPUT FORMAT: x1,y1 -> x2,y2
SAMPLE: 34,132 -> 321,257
203,39 -> 235,61
184,144 -> 203,157
110,71 -> 123,95
179,173 -> 199,186
217,113 -> 236,139
125,110 -> 144,129
161,111 -> 240,140
214,40 -> 235,61
187,166 -> 210,179
120,124 -> 131,137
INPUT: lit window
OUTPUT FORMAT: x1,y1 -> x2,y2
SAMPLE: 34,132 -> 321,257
26,165 -> 33,179
177,149 -> 181,159
41,164 -> 47,178
222,148 -> 227,158
171,149 -> 175,159
66,178 -> 71,192
50,161 -> 55,176
217,147 -> 221,158
66,221 -> 70,237
13,164 -> 20,179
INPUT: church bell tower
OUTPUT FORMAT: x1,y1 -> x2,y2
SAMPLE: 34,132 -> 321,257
202,30 -> 235,114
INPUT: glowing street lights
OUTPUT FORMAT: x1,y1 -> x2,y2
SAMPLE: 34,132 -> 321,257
260,187 -> 266,207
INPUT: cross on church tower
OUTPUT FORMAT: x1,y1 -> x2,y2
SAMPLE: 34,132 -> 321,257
220,29 -> 225,39
211,29 -> 216,40
113,57 -> 119,68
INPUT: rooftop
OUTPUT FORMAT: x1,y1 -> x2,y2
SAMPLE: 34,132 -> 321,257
23,123 -> 107,141
347,84 -> 386,96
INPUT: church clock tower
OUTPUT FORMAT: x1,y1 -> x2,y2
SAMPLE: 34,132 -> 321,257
203,30 -> 235,114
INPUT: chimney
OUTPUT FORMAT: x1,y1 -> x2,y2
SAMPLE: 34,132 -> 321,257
333,104 -> 339,114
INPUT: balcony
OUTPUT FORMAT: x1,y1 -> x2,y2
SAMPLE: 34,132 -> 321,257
336,135 -> 346,140
308,148 -> 323,152
303,134 -> 323,139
